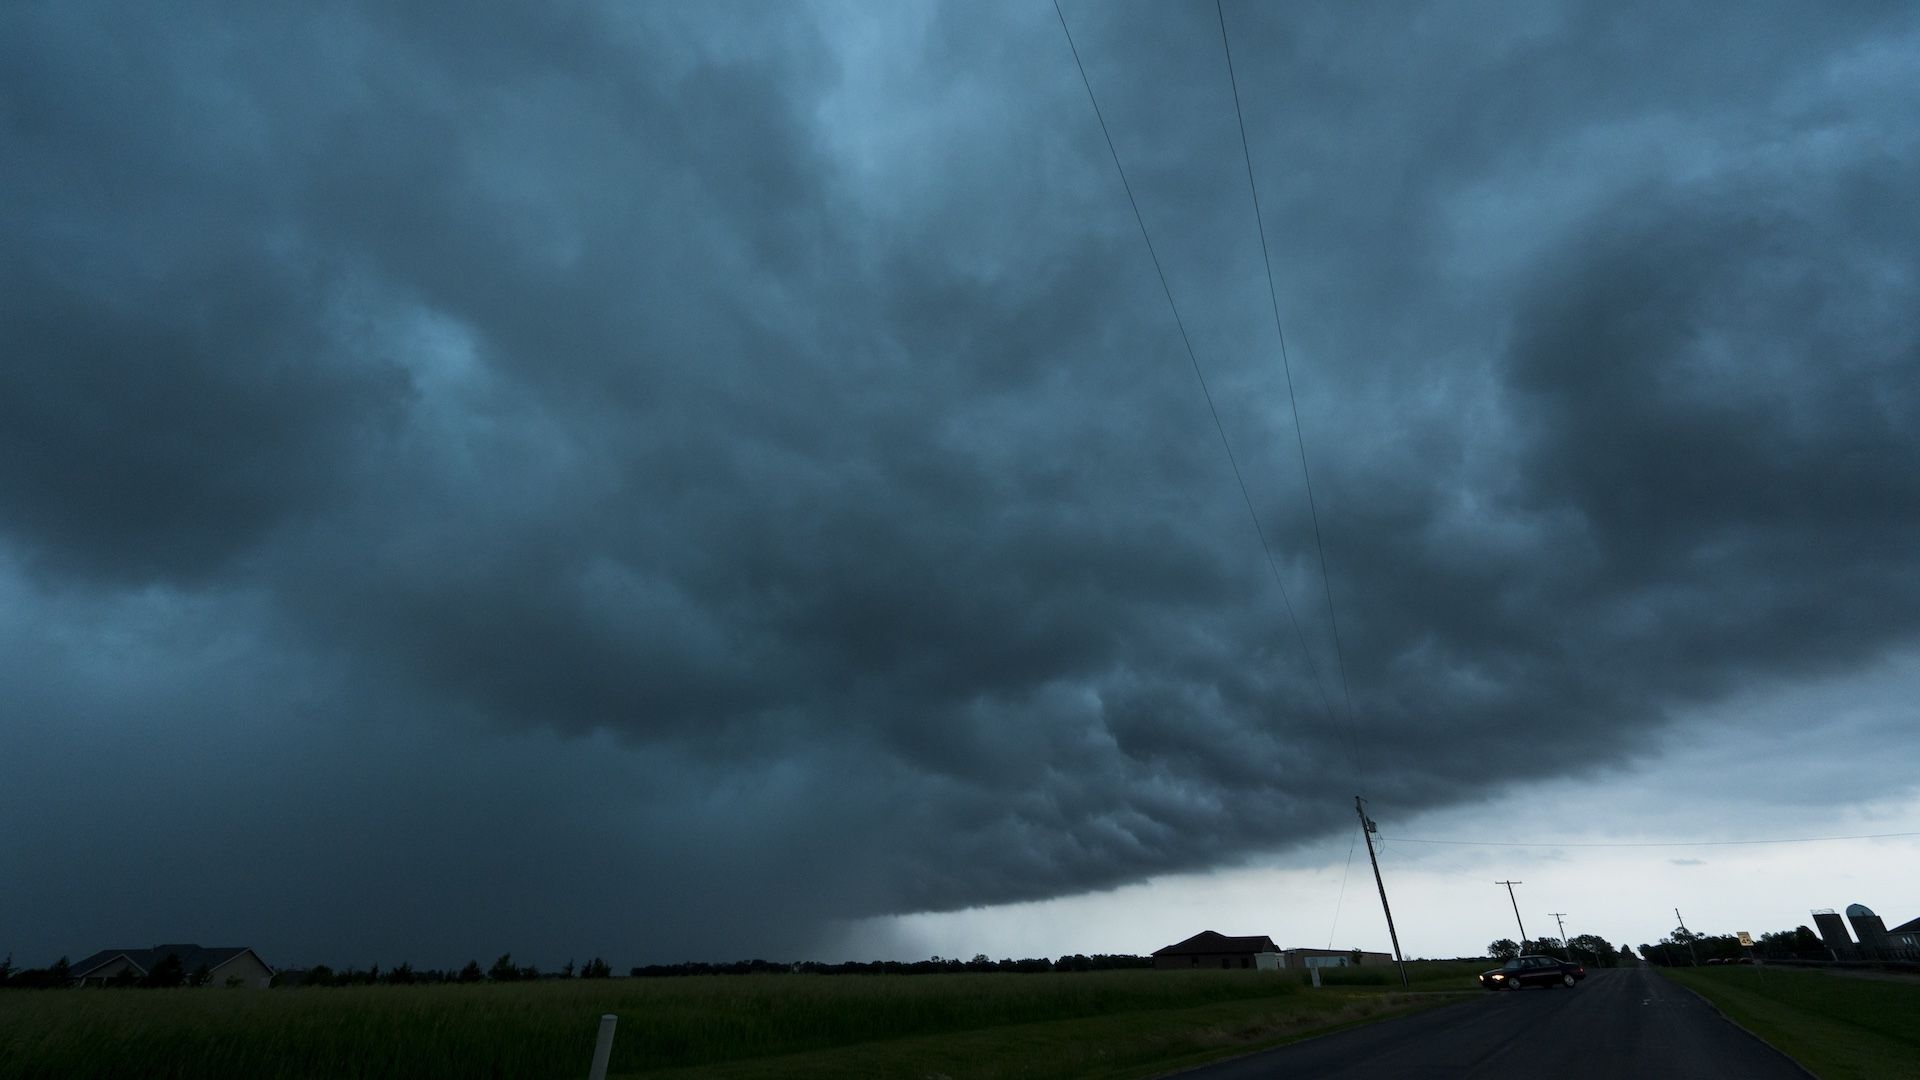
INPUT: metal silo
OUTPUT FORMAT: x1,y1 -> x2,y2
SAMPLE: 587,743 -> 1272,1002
1846,903 -> 1890,956
1811,908 -> 1853,958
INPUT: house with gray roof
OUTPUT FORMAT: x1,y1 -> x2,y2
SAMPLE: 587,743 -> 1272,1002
69,944 -> 274,988
1152,930 -> 1282,970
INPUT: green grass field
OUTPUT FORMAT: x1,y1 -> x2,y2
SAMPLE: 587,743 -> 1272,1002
1662,966 -> 1920,1080
0,967 -> 1471,1079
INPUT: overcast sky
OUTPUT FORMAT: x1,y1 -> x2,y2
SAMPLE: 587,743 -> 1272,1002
4,0 -> 1917,970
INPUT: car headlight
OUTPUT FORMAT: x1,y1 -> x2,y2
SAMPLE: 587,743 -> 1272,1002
1490,974 -> 1505,981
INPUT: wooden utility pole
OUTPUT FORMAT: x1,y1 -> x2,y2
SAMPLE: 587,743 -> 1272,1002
1675,908 -> 1701,967
1496,880 -> 1528,947
1354,796 -> 1410,988
1550,912 -> 1573,962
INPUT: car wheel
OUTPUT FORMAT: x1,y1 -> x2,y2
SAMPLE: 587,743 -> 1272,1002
1561,973 -> 1576,987
1510,976 -> 1525,990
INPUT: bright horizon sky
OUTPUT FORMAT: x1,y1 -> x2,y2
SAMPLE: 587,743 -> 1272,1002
853,653 -> 1920,963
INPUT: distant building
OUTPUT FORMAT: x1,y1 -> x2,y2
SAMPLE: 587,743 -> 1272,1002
1810,904 -> 1920,960
1152,931 -> 1280,970
1885,916 -> 1920,951
1281,947 -> 1394,969
1150,932 -> 1392,971
69,944 -> 274,989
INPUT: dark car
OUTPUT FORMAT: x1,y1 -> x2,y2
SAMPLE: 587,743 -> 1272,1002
1478,954 -> 1586,990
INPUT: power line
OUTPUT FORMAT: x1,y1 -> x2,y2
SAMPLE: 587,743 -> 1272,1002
1326,820 -> 1360,948
1215,0 -> 1357,732
1214,4 -> 1402,981
1051,0 -> 1338,734
1381,830 -> 1920,849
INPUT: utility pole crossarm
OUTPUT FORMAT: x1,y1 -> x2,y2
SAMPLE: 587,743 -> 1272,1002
1549,912 -> 1572,962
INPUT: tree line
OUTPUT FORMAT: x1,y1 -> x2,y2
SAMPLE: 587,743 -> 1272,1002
631,954 -> 1152,978
1484,934 -> 1629,966
1637,924 -> 1824,966
1,951 -> 1151,989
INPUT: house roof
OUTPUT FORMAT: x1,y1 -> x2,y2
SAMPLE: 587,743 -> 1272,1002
70,945 -> 272,979
1151,931 -> 1280,956
1887,916 -> 1920,935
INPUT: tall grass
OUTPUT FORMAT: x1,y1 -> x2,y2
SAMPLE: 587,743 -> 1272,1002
0,971 -> 1307,1079
1663,966 -> 1920,1079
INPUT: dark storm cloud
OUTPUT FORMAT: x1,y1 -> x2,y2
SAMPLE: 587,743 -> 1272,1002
4,0 -> 1917,964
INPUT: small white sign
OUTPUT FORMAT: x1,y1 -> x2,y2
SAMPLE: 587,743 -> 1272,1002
1737,931 -> 1753,947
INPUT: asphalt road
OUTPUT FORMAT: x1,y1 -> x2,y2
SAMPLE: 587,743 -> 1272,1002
1174,966 -> 1809,1079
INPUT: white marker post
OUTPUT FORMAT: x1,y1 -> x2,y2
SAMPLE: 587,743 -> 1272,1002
587,1013 -> 618,1080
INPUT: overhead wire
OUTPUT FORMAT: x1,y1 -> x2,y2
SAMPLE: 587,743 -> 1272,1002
1215,1 -> 1359,740
1051,0 -> 1340,735
1212,5 -> 1413,974
1326,821 -> 1360,948
1380,830 -> 1920,849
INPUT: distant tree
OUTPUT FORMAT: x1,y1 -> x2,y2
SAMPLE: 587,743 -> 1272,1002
189,963 -> 212,988
142,953 -> 186,989
581,957 -> 611,979
1568,935 -> 1619,967
1349,949 -> 1364,966
560,959 -> 575,978
457,961 -> 483,984
1695,934 -> 1742,963
1521,937 -> 1564,958
1,958 -> 76,991
306,964 -> 337,987
1617,943 -> 1636,961
1,954 -> 11,985
488,954 -> 520,982
1760,925 -> 1823,958
386,962 -> 417,985
1488,939 -> 1520,960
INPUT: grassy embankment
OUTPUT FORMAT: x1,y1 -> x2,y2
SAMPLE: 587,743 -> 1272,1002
0,964 -> 1477,1079
1662,965 -> 1920,1080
